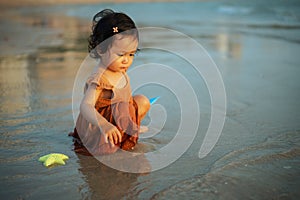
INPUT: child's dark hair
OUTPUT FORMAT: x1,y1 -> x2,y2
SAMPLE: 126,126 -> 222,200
88,9 -> 138,58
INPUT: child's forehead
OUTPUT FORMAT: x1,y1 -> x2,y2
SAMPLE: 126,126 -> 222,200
111,35 -> 138,52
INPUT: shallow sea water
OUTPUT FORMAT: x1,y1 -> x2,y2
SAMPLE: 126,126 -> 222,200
0,0 -> 300,199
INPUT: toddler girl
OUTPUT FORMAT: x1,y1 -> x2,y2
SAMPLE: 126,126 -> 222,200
70,9 -> 150,155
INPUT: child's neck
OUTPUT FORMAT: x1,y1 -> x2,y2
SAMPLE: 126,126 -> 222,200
102,67 -> 127,88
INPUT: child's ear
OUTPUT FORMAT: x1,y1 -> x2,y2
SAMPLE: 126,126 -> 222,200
96,46 -> 104,56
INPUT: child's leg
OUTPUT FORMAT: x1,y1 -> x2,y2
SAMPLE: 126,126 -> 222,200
133,95 -> 150,133
133,95 -> 150,120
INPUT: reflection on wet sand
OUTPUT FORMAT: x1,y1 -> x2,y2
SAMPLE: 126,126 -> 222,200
0,55 -> 32,115
76,152 -> 150,199
214,33 -> 242,59
0,10 -> 90,117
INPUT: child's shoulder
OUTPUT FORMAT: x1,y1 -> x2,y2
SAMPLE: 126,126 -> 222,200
86,67 -> 113,90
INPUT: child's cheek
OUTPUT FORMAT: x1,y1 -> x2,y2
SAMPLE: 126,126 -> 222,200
110,56 -> 120,64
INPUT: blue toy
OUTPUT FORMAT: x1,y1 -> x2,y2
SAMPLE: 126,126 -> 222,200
149,96 -> 160,105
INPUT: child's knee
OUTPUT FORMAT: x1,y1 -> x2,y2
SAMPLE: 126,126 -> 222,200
133,95 -> 150,116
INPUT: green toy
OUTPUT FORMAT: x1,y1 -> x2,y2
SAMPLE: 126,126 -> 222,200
38,153 -> 69,167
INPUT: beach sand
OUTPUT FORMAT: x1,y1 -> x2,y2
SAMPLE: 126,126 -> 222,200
0,0 -> 299,199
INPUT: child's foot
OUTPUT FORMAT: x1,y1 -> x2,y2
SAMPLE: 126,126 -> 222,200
139,125 -> 149,133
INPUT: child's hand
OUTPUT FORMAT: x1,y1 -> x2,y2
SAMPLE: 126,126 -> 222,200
102,123 -> 122,147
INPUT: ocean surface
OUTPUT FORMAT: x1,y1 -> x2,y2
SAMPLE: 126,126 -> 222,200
0,0 -> 300,199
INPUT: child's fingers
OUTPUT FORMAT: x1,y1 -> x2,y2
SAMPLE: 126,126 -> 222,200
103,125 -> 121,146
103,134 -> 108,143
109,127 -> 122,144
116,130 -> 122,143
112,132 -> 118,144
108,135 -> 115,147
112,129 -> 122,144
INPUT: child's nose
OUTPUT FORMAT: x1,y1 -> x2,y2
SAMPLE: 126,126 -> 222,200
122,56 -> 129,63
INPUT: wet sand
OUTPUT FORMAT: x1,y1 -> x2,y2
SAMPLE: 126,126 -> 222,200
0,1 -> 300,199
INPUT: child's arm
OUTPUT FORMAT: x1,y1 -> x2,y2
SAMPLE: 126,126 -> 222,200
80,83 -> 122,146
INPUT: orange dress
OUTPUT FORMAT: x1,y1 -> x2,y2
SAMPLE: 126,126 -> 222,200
69,67 -> 140,156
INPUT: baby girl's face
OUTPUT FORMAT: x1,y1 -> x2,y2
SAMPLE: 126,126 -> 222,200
101,34 -> 138,73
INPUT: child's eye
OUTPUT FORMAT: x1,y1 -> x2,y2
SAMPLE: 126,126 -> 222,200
117,52 -> 136,57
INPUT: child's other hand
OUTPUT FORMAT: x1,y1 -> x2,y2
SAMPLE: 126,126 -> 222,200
102,123 -> 122,147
